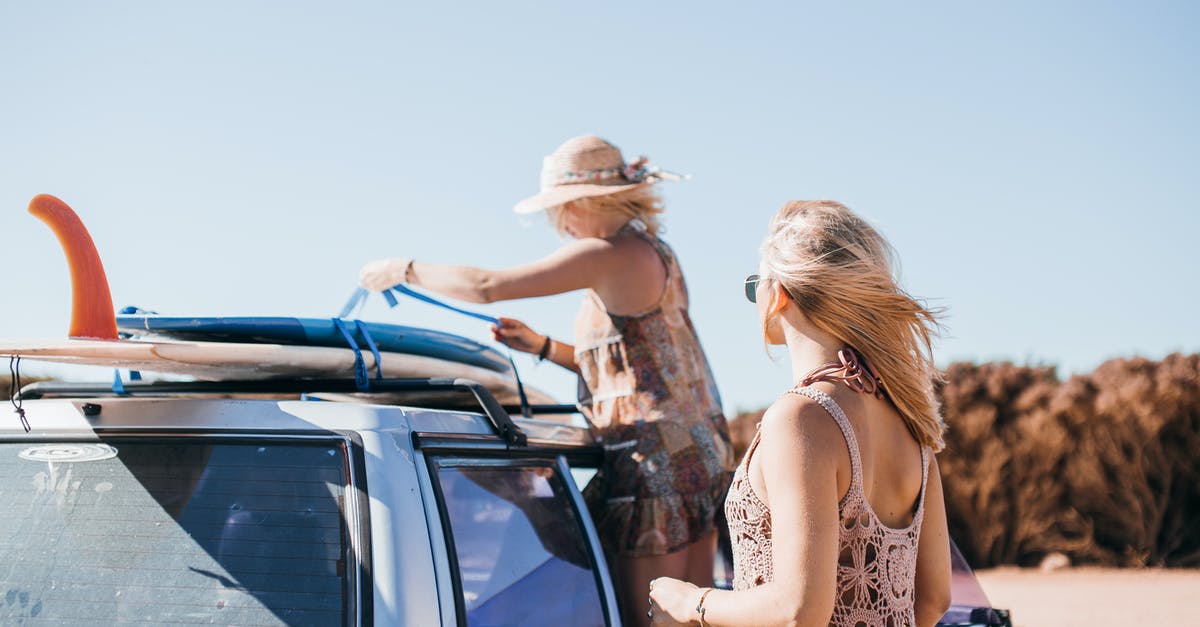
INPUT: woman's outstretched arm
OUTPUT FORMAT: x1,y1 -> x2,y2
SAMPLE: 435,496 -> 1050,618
365,237 -> 623,304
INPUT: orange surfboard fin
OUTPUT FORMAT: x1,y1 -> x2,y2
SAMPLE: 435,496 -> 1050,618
28,194 -> 119,340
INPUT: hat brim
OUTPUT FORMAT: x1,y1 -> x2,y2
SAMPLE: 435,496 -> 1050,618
512,181 -> 648,214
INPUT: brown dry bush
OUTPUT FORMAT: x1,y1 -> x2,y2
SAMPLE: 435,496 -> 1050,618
726,354 -> 1200,568
937,361 -> 1094,567
1059,354 -> 1200,567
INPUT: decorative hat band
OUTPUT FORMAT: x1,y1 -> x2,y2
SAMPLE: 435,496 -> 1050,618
549,156 -> 690,187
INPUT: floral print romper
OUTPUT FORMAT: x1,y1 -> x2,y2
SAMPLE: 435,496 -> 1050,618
575,221 -> 734,557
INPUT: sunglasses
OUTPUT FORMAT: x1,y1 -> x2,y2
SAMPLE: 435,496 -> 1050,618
744,274 -> 760,303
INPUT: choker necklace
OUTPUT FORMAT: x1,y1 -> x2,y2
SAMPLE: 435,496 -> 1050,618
799,347 -> 888,400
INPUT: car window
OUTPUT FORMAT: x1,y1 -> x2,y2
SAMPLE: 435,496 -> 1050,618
0,439 -> 356,626
432,459 -> 606,627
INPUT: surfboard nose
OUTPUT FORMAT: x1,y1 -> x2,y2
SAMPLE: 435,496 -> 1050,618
28,194 -> 118,340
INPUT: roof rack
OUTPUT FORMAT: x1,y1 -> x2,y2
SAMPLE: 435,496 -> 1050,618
17,377 -> 559,447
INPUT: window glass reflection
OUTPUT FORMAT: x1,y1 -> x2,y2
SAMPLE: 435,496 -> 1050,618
0,440 -> 351,626
435,462 -> 605,627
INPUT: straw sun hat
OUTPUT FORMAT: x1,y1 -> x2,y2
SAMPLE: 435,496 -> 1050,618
512,135 -> 687,214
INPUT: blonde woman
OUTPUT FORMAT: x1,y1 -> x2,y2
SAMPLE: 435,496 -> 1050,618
359,135 -> 734,627
648,200 -> 952,626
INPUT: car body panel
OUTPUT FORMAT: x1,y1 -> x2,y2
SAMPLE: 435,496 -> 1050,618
1,393 -> 1005,626
0,396 -> 613,626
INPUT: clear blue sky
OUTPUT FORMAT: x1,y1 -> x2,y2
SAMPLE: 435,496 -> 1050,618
1,2 -> 1196,412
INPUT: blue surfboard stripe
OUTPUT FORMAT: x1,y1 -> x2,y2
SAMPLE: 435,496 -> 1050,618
115,316 -> 511,374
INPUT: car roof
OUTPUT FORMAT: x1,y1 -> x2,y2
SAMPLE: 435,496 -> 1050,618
5,377 -> 598,457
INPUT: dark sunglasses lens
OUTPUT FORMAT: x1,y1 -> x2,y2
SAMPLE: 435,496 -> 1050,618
744,274 -> 760,303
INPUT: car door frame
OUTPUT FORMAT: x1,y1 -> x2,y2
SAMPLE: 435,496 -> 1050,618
413,433 -> 621,627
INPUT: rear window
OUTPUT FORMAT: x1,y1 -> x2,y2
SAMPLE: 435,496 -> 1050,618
431,458 -> 607,627
0,438 -> 357,625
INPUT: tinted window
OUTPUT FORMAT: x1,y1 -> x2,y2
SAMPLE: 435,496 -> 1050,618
433,460 -> 605,627
0,440 -> 354,625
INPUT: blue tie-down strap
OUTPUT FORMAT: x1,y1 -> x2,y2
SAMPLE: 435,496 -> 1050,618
353,320 -> 384,381
331,317 -> 371,391
387,284 -> 499,324
341,283 -> 499,324
338,288 -> 369,320
342,282 -> 531,416
111,369 -> 128,395
111,369 -> 143,394
383,284 -> 530,416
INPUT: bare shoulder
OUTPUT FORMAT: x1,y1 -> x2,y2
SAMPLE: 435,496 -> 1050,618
589,231 -> 667,308
758,393 -> 845,464
557,234 -> 657,266
541,237 -> 628,275
609,230 -> 663,261
557,236 -> 617,257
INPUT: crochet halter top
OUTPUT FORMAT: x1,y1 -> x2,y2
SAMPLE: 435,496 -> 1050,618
724,348 -> 931,626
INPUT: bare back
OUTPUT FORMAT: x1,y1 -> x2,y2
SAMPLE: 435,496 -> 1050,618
746,384 -> 924,528
823,384 -> 926,528
727,384 -> 933,625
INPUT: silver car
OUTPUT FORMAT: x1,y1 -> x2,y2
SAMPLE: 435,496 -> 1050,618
1,377 -> 1009,626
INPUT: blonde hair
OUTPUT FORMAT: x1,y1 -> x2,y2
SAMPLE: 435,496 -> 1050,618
761,200 -> 947,450
547,185 -> 665,237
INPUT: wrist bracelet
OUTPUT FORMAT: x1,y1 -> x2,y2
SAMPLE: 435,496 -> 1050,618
536,336 -> 552,362
696,587 -> 713,627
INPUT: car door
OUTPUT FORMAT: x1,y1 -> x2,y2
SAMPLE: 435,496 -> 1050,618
415,435 -> 620,627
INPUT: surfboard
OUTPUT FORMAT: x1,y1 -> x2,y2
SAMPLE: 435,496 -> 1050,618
12,195 -> 556,405
0,338 -> 555,405
116,316 -> 510,373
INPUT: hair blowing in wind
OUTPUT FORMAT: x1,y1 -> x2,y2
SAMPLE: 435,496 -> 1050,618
760,200 -> 947,450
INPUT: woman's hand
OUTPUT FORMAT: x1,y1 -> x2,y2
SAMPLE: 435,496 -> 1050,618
648,577 -> 701,626
490,317 -> 545,355
359,257 -> 412,292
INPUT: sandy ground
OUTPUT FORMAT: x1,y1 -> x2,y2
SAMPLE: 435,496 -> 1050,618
975,567 -> 1200,626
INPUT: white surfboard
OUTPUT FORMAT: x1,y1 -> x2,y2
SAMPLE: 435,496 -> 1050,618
10,196 -> 559,408
1,338 -> 556,406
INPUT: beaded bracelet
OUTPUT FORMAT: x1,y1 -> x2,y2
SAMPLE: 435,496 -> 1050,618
696,587 -> 713,627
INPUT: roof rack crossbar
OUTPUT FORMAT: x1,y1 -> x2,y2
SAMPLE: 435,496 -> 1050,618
17,377 -> 529,447
502,404 -> 579,415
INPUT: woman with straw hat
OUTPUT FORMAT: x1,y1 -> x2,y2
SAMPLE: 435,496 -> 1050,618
360,135 -> 734,626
